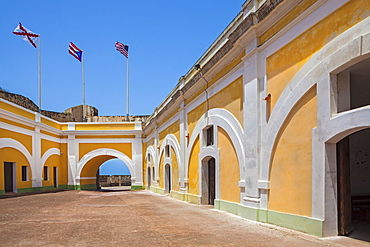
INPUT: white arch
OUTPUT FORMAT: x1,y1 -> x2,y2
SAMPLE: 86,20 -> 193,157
41,148 -> 61,167
0,138 -> 33,168
260,18 -> 370,182
186,108 -> 245,180
159,134 -> 182,167
76,148 -> 134,179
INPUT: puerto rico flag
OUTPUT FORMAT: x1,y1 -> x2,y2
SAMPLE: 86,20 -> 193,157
13,23 -> 39,48
68,42 -> 83,62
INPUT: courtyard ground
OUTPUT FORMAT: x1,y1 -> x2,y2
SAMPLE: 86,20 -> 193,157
0,189 -> 368,246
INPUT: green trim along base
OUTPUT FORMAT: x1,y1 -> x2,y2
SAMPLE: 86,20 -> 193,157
17,186 -> 62,193
214,199 -> 323,237
0,190 -> 5,195
170,190 -> 187,201
267,210 -> 323,237
186,193 -> 201,204
144,189 -> 324,237
80,184 -> 98,190
130,185 -> 144,191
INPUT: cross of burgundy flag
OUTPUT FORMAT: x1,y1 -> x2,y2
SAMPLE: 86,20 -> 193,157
115,41 -> 129,58
13,23 -> 39,48
68,42 -> 83,62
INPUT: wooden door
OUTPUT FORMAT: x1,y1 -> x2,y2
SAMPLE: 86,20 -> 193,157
208,158 -> 215,205
4,162 -> 13,192
337,137 -> 354,235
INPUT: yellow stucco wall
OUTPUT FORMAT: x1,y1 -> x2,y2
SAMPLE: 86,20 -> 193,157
0,117 -> 34,131
42,154 -> 60,187
41,117 -> 61,130
188,136 -> 200,195
59,143 -> 68,186
267,0 -> 370,114
80,155 -> 113,178
0,129 -> 33,154
41,139 -> 60,157
259,0 -> 319,45
218,127 -> 240,203
79,143 -> 132,160
171,147 -> 179,192
159,154 -> 164,189
185,52 -> 245,106
75,123 -> 135,131
0,101 -> 35,120
187,76 -> 243,137
159,120 -> 180,146
269,86 -> 317,217
0,147 -> 32,190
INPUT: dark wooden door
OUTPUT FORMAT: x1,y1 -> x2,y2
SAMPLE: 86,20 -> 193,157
4,162 -> 13,192
337,137 -> 354,235
208,158 -> 215,205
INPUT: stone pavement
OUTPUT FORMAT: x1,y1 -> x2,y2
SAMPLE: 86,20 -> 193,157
0,189 -> 368,246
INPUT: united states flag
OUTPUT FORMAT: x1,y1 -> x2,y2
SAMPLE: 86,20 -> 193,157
115,41 -> 129,58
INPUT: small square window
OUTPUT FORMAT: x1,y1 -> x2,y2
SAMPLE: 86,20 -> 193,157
22,166 -> 28,181
44,166 -> 49,181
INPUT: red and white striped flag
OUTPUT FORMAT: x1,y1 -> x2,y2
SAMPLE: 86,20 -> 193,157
69,42 -> 83,62
115,41 -> 129,58
13,23 -> 39,48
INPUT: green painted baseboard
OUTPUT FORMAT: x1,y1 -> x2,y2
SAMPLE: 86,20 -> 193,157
17,186 -> 61,193
267,210 -> 323,237
80,184 -> 97,190
214,199 -> 323,237
130,185 -> 143,191
187,193 -> 201,204
0,190 -> 5,195
170,190 -> 187,201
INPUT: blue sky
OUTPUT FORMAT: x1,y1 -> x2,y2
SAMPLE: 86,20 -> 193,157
1,0 -> 245,175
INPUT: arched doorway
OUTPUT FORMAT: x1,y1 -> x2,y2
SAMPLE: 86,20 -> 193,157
98,159 -> 131,189
201,157 -> 216,205
334,57 -> 370,239
337,129 -> 370,239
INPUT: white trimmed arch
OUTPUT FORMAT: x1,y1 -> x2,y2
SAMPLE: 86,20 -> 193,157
159,134 -> 182,167
0,138 -> 33,167
76,148 -> 134,179
41,148 -> 61,167
186,108 -> 245,180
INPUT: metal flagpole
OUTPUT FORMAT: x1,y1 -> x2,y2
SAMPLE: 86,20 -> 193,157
82,51 -> 86,122
126,55 -> 129,121
37,35 -> 42,113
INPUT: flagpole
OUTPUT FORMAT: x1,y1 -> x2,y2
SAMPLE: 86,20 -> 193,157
37,35 -> 42,113
82,51 -> 86,122
126,56 -> 129,121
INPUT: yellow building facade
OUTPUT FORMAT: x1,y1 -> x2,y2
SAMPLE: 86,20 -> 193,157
2,0 -> 370,238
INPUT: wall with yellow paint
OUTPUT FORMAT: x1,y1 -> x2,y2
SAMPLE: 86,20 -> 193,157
75,123 -> 135,131
0,101 -> 35,120
43,154 -> 60,187
159,120 -> 180,145
269,87 -> 317,217
41,139 -> 60,157
0,148 -> 32,190
159,154 -> 164,189
80,155 -> 113,178
187,76 -> 243,137
79,143 -> 132,160
171,147 -> 179,192
218,127 -> 240,203
188,136 -> 200,196
0,129 -> 33,154
267,0 -> 370,114
59,143 -> 68,186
